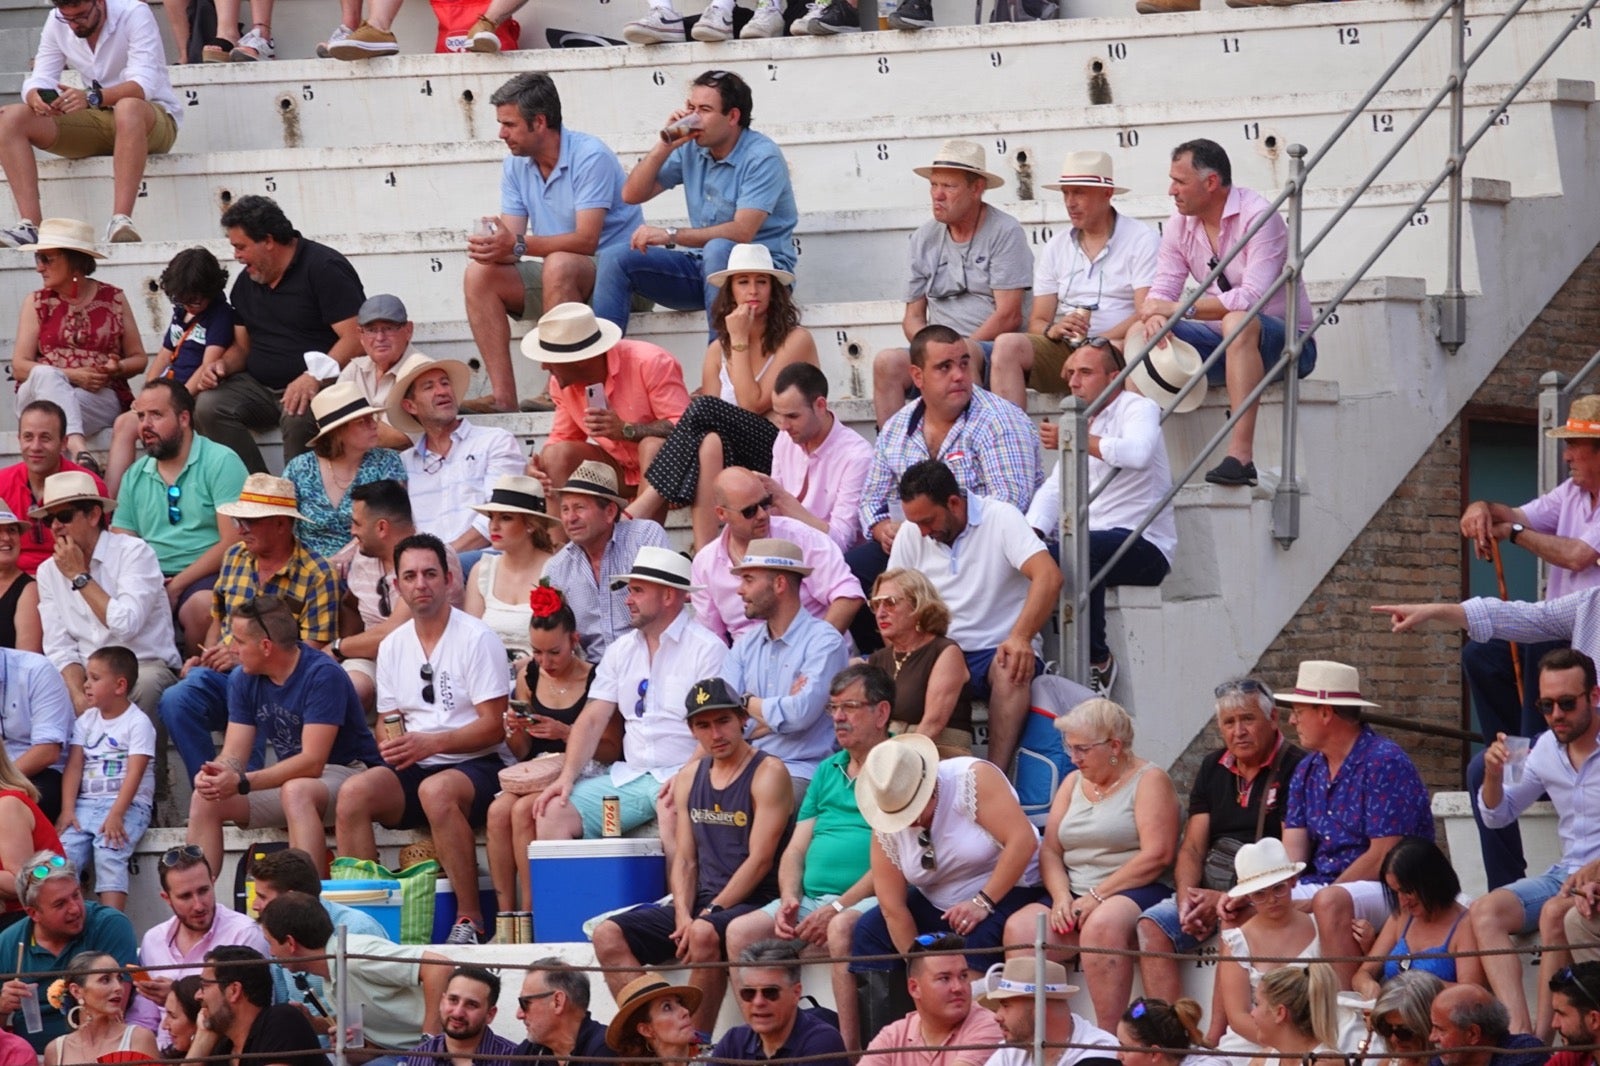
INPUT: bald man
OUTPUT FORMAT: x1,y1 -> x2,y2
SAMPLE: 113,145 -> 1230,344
1429,985 -> 1544,1066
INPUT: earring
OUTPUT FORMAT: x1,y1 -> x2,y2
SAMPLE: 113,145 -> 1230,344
66,1005 -> 82,1031
1110,756 -> 1118,766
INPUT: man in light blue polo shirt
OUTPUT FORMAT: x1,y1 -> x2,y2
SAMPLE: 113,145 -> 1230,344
463,72 -> 643,414
594,69 -> 798,337
110,378 -> 249,655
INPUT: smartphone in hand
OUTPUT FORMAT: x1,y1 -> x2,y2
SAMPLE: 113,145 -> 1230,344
37,89 -> 59,104
584,383 -> 608,410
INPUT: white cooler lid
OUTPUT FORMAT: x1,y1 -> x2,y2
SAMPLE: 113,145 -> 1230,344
526,838 -> 665,859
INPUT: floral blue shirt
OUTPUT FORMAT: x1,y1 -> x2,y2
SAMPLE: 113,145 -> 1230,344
282,448 -> 407,559
1284,724 -> 1433,884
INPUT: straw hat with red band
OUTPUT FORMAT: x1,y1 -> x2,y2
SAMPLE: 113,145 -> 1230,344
217,473 -> 306,521
1042,150 -> 1130,195
1547,395 -> 1600,439
1273,660 -> 1378,708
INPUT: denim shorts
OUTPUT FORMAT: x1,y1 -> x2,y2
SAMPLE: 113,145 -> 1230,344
59,795 -> 153,894
1170,315 -> 1318,386
1138,895 -> 1204,954
1499,868 -> 1567,934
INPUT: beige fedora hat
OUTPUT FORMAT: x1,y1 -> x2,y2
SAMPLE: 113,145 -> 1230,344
1043,150 -> 1129,194
520,303 -> 623,365
913,139 -> 1005,191
1226,837 -> 1307,899
729,538 -> 812,576
470,474 -> 558,524
975,958 -> 1079,1009
29,471 -> 114,518
216,473 -> 305,521
705,243 -> 795,288
609,545 -> 702,592
308,381 -> 381,444
385,351 -> 471,435
855,733 -> 940,834
1547,395 -> 1600,439
20,218 -> 106,259
1274,660 -> 1379,708
1124,320 -> 1209,415
558,460 -> 629,507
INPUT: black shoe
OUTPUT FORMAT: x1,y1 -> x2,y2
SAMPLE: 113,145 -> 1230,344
887,0 -> 933,28
1204,456 -> 1257,486
811,0 -> 862,31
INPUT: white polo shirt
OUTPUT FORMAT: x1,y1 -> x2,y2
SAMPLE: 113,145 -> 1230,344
1033,212 -> 1160,335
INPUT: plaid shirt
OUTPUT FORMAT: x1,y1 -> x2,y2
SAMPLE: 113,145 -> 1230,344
212,541 -> 340,644
860,385 -> 1044,535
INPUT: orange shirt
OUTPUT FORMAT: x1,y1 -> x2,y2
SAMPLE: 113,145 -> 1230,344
547,339 -> 690,483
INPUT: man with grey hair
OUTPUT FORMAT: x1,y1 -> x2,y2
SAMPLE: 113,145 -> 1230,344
510,957 -> 616,1064
711,939 -> 849,1066
1136,677 -> 1305,1001
1429,984 -> 1544,1066
462,71 -> 643,414
0,850 -> 150,1050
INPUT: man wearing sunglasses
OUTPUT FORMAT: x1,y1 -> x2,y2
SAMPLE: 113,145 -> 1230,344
508,959 -> 613,1066
711,939 -> 848,1066
34,470 -> 180,720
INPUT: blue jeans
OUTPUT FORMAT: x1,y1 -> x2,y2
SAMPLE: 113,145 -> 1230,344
158,666 -> 265,782
592,240 -> 736,336
1088,530 -> 1171,663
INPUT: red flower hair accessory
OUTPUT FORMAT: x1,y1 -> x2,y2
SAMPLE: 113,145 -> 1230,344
530,583 -> 565,618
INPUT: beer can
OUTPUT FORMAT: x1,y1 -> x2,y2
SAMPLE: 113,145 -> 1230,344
379,712 -> 406,741
601,795 -> 622,837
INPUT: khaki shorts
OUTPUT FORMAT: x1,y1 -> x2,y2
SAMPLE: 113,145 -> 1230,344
1024,333 -> 1080,394
515,258 -> 652,320
242,762 -> 365,829
49,105 -> 178,160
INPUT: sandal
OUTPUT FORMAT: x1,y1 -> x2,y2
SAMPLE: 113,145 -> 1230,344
201,37 -> 234,62
73,451 -> 103,476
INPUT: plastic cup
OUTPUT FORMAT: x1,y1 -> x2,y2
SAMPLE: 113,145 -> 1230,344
471,217 -> 497,238
1504,735 -> 1531,784
19,986 -> 41,1034
346,1002 -> 364,1048
659,112 -> 703,143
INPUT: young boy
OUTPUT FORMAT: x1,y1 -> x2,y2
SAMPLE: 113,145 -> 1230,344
56,645 -> 157,910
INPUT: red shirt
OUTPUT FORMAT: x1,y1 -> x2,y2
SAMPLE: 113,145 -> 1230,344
0,459 -> 109,575
547,340 -> 689,484
0,787 -> 64,914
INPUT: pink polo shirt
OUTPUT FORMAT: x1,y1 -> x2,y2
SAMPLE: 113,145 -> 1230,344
865,1004 -> 1004,1066
547,340 -> 690,485
689,515 -> 865,643
1521,477 -> 1600,599
770,412 -> 875,553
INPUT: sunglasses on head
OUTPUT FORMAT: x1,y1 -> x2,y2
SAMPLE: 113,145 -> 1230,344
737,985 -> 783,1003
161,844 -> 206,868
1128,998 -> 1150,1020
1559,966 -> 1600,1010
24,854 -> 67,884
1215,678 -> 1271,700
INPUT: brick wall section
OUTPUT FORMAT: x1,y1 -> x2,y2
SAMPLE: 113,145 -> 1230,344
1167,241 -> 1600,809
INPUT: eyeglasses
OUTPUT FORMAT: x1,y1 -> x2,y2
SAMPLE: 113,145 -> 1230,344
377,574 -> 393,618
917,828 -> 937,871
517,991 -> 556,1011
737,986 -> 784,1003
868,595 -> 902,611
359,325 -> 405,336
1215,678 -> 1271,700
232,516 -> 255,532
160,844 -> 206,868
1066,739 -> 1111,759
33,252 -> 59,266
23,854 -> 67,885
738,496 -> 774,520
166,483 -> 182,526
1245,881 -> 1291,903
1206,256 -> 1234,294
826,699 -> 872,714
1539,694 -> 1586,715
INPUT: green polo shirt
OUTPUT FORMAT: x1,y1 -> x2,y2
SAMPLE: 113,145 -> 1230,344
0,900 -> 140,1051
112,434 -> 249,576
799,749 -> 872,899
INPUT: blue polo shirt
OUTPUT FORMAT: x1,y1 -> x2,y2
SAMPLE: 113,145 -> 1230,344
113,433 -> 249,576
0,900 -> 141,1051
657,126 -> 798,272
709,1007 -> 849,1066
501,127 -> 642,254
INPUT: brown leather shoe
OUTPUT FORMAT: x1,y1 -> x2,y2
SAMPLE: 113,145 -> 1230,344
1135,0 -> 1198,12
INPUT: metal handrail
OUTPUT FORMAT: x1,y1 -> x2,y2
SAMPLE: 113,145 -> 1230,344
1055,0 -> 1599,680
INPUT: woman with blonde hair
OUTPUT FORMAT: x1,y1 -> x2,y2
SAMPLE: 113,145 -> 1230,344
1004,698 -> 1180,1030
1248,963 -> 1342,1066
864,569 -> 974,753
0,742 -> 63,927
464,476 -> 558,659
43,951 -> 159,1066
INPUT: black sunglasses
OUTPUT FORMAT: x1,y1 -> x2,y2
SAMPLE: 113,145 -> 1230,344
739,496 -> 774,520
917,828 -> 936,871
518,991 -> 556,1011
377,573 -> 392,618
420,663 -> 435,704
1539,694 -> 1586,715
737,985 -> 783,1003
1207,256 -> 1234,293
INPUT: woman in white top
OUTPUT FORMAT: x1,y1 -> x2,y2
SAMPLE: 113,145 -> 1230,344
1248,963 -> 1343,1066
1213,838 -> 1322,1052
44,951 -> 159,1066
627,244 -> 819,549
1118,996 -> 1229,1066
464,475 -> 557,659
1005,698 -> 1180,1031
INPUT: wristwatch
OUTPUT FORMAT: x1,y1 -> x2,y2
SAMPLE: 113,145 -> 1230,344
86,82 -> 103,109
237,773 -> 252,796
70,573 -> 90,592
511,237 -> 526,259
622,422 -> 638,441
331,638 -> 345,661
1510,523 -> 1525,544
829,899 -> 845,914
664,227 -> 679,249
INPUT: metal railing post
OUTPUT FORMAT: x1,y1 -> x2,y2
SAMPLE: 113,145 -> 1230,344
1539,371 -> 1571,497
1033,910 -> 1048,1066
1057,396 -> 1091,685
1273,144 -> 1308,549
334,925 -> 348,1066
1438,0 -> 1468,351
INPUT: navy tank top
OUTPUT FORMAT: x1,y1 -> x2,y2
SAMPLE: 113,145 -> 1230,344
686,749 -> 791,908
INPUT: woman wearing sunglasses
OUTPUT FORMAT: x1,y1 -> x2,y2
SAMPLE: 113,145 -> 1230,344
1353,837 -> 1483,1001
1004,698 -> 1180,1031
605,974 -> 705,1064
864,569 -> 974,755
1363,970 -> 1445,1066
1118,997 -> 1227,1066
42,951 -> 158,1066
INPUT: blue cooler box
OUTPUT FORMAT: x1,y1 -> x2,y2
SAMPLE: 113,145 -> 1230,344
431,875 -> 498,943
527,838 -> 667,942
319,879 -> 403,941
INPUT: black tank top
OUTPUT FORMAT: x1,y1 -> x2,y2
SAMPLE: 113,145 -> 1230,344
686,749 -> 791,908
521,662 -> 594,758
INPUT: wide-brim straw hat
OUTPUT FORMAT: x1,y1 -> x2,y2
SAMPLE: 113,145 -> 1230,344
216,473 -> 305,521
20,218 -> 106,259
1547,395 -> 1600,439
0,503 -> 24,528
1124,321 -> 1209,415
28,471 -> 114,518
706,243 -> 795,288
1274,660 -> 1378,708
728,538 -> 812,576
520,303 -> 623,365
558,460 -> 629,507
1226,837 -> 1307,899
385,351 -> 471,435
1042,150 -> 1129,194
855,733 -> 940,834
912,138 -> 1005,190
605,975 -> 704,1051
470,475 -> 558,524
308,381 -> 381,444
975,959 -> 1079,1009
609,545 -> 703,592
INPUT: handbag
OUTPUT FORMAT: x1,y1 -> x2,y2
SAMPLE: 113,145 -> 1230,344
1199,748 -> 1282,892
498,752 -> 565,796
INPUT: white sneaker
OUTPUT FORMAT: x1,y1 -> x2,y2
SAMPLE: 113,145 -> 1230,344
740,1 -> 784,36
315,23 -> 353,57
623,6 -> 688,42
232,26 -> 275,59
690,4 -> 733,39
104,214 -> 140,243
788,1 -> 826,33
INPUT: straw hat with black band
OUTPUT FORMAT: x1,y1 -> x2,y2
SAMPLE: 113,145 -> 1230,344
470,475 -> 559,524
307,381 -> 381,445
913,139 -> 1006,191
608,545 -> 702,593
520,303 -> 622,365
605,975 -> 703,1052
557,460 -> 630,508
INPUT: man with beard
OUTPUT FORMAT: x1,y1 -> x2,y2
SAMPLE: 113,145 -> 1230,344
510,959 -> 616,1066
978,957 -> 1118,1066
111,379 -> 248,656
867,933 -> 1004,1066
193,945 -> 328,1066
136,844 -> 273,1012
0,400 -> 107,575
1546,963 -> 1600,1066
403,967 -> 518,1066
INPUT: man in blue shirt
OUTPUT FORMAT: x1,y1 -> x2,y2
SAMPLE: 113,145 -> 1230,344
594,69 -> 798,336
464,73 -> 643,415
724,538 -> 850,800
711,939 -> 850,1066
